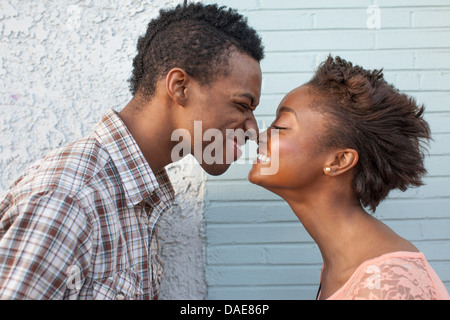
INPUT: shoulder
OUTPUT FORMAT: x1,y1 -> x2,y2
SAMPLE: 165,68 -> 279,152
346,252 -> 441,300
9,134 -> 110,197
2,189 -> 91,229
1,136 -> 110,235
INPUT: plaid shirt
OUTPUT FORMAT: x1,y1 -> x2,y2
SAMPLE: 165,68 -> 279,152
0,109 -> 174,300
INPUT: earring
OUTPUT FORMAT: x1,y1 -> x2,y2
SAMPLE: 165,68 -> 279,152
324,167 -> 331,174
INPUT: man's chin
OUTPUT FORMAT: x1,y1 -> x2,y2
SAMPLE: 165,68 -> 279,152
201,162 -> 232,176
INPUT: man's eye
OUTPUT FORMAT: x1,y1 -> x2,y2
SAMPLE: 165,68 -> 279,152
236,103 -> 251,111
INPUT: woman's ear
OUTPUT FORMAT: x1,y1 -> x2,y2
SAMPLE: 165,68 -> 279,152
324,149 -> 359,176
166,68 -> 189,106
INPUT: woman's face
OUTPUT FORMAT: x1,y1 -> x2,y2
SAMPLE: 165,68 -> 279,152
248,85 -> 331,194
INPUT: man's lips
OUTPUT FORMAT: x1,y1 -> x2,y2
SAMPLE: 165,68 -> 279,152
227,139 -> 243,159
233,139 -> 241,149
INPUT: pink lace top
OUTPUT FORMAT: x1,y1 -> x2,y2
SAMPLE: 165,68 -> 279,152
319,251 -> 450,300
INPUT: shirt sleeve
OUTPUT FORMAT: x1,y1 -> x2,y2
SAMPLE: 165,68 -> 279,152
347,258 -> 442,300
0,191 -> 92,299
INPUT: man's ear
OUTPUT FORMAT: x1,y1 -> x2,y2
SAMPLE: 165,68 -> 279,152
166,68 -> 189,106
324,149 -> 359,176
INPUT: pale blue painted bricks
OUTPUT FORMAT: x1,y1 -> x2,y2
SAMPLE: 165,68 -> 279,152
204,0 -> 450,299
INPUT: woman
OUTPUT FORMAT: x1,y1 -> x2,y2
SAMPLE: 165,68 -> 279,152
249,56 -> 449,300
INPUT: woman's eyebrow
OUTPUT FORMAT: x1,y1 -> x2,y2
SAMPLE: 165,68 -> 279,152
278,106 -> 298,119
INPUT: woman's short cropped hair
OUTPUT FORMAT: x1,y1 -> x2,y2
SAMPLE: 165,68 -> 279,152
307,55 -> 431,212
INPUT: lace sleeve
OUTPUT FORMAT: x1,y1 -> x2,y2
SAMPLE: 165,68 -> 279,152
339,256 -> 442,300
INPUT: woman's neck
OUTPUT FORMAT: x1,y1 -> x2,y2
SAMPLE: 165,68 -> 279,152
282,187 -> 418,275
287,194 -> 369,270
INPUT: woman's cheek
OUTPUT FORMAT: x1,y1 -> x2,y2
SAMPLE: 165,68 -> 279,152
256,134 -> 297,185
271,136 -> 299,179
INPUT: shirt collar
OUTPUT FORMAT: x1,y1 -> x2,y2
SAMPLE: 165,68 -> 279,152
94,109 -> 174,208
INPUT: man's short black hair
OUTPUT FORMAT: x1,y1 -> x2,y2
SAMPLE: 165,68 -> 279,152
128,1 -> 264,98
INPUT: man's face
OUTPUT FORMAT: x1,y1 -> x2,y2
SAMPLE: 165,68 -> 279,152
182,51 -> 262,175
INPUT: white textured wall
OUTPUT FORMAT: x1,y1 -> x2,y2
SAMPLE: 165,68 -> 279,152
0,0 -> 206,299
161,158 -> 206,299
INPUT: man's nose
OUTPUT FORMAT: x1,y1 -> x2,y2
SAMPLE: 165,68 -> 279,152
244,112 -> 259,142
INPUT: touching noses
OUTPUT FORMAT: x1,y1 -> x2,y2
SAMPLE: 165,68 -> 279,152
244,111 -> 259,142
257,129 -> 268,146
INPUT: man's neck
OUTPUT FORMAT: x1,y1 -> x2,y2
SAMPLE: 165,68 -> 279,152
118,96 -> 174,173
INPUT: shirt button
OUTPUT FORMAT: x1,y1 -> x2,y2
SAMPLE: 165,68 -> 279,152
116,293 -> 125,300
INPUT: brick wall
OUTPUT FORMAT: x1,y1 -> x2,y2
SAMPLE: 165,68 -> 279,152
204,0 -> 450,299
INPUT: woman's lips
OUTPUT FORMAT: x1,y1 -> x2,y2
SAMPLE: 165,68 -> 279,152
256,151 -> 271,164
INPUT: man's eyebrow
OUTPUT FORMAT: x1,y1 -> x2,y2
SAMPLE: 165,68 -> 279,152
236,93 -> 255,105
278,106 -> 297,119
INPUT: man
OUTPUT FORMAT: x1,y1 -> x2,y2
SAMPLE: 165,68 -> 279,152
0,2 -> 264,299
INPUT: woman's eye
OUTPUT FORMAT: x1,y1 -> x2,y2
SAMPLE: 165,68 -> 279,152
271,124 -> 287,130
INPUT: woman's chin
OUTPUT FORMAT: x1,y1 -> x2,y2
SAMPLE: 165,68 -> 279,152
248,161 -> 271,186
248,170 -> 259,185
